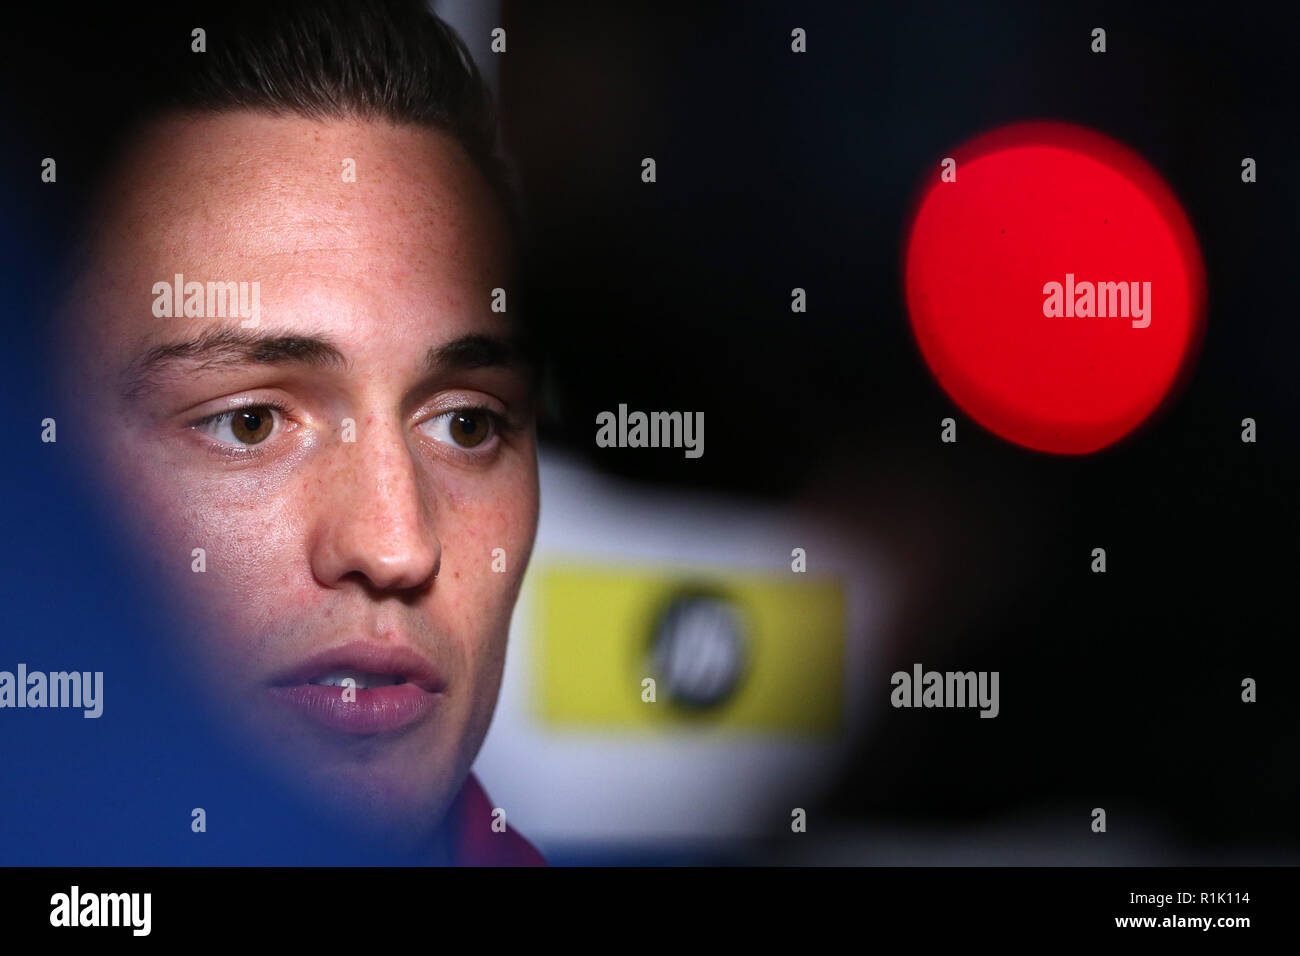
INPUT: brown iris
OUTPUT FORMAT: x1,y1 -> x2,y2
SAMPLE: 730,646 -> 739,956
230,408 -> 274,444
449,411 -> 489,448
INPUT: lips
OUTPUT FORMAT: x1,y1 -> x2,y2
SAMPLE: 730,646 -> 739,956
267,641 -> 445,735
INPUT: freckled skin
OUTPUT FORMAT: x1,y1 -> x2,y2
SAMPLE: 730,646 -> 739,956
64,112 -> 538,853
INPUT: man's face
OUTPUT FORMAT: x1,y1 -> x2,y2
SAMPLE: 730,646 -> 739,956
68,111 -> 538,847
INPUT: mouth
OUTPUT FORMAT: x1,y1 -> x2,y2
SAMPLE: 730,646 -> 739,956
304,670 -> 409,690
267,641 -> 446,736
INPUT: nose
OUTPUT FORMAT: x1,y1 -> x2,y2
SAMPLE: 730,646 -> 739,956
308,420 -> 441,595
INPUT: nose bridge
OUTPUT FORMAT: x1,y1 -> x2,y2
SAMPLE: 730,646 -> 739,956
356,418 -> 425,523
311,414 -> 440,592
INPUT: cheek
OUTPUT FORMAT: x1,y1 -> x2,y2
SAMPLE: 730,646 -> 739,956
437,463 -> 538,674
187,499 -> 305,615
107,455 -> 308,671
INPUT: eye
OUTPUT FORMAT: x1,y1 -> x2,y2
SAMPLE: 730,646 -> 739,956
419,408 -> 497,450
194,404 -> 282,447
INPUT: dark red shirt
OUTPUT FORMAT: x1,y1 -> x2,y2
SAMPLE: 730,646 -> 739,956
449,772 -> 547,866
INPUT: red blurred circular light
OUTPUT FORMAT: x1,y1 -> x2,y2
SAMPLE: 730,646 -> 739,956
903,122 -> 1206,454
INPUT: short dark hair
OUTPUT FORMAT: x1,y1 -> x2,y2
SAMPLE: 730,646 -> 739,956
133,0 -> 518,230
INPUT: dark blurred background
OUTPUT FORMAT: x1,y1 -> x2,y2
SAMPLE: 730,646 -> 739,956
1,0 -> 1296,863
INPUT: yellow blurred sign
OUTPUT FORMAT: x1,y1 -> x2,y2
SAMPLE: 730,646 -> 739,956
534,561 -> 845,734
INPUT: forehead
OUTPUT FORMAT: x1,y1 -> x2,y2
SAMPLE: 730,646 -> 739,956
78,110 -> 511,356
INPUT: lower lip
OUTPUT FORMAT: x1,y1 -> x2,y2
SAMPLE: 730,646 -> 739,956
268,683 -> 441,735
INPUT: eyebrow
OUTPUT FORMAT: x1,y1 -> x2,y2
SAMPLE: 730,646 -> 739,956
121,327 -> 347,400
422,333 -> 526,376
120,327 -> 528,401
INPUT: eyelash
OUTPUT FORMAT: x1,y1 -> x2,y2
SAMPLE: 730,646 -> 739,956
194,400 -> 291,428
189,401 -> 510,459
191,400 -> 292,457
417,406 -> 510,458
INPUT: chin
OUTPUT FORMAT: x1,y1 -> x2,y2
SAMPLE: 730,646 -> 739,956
203,679 -> 469,853
314,764 -> 458,847
272,737 -> 464,851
